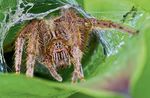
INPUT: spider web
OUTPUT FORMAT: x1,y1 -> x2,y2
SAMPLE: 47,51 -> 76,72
72,4 -> 142,57
0,0 -> 142,72
0,0 -> 80,72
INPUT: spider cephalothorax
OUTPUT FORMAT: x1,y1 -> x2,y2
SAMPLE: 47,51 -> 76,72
15,8 -> 138,83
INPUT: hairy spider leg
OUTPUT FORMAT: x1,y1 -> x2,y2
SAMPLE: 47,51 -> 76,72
26,28 -> 39,77
14,22 -> 34,74
15,36 -> 25,74
90,18 -> 139,34
71,46 -> 84,83
43,58 -> 63,82
15,20 -> 40,77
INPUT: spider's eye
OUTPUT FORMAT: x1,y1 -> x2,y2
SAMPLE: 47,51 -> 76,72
55,41 -> 64,49
85,22 -> 89,26
84,22 -> 91,28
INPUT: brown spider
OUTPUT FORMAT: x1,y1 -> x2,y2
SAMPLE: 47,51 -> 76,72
15,8 -> 138,83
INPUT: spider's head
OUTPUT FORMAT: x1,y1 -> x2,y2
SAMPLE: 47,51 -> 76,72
48,40 -> 71,69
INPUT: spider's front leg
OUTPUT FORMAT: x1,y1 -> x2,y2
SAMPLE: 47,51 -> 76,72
42,58 -> 62,82
25,31 -> 40,77
15,36 -> 25,74
71,46 -> 84,83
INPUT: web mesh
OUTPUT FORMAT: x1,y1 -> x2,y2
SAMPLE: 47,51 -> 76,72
0,0 -> 141,72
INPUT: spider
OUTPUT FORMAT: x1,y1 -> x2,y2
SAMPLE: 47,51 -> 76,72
14,7 -> 138,83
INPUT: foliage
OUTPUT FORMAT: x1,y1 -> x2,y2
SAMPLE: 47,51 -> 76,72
0,0 -> 150,98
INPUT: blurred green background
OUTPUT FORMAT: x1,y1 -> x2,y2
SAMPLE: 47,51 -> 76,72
0,0 -> 150,98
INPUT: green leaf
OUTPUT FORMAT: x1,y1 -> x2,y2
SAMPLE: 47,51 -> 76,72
0,12 -> 4,21
0,0 -> 17,11
131,16 -> 150,98
4,22 -> 27,52
127,0 -> 150,98
1,0 -> 148,98
0,74 -> 74,98
84,0 -> 134,20
132,0 -> 150,12
0,74 -> 123,98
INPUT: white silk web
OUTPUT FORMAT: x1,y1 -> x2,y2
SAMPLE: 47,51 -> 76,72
0,0 -> 141,72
